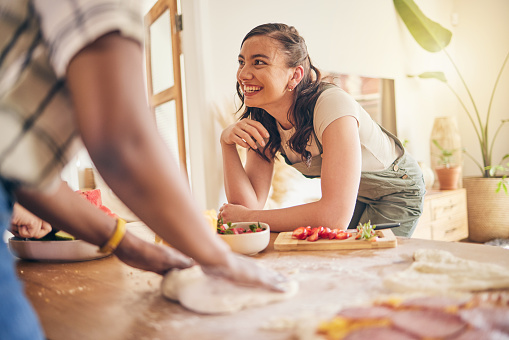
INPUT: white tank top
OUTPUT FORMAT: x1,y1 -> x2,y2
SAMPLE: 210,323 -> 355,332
278,87 -> 402,171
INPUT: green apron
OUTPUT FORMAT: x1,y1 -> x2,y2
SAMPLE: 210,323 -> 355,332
280,124 -> 425,237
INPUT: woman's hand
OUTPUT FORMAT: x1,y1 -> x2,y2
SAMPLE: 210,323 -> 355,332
10,203 -> 52,239
220,118 -> 270,150
201,253 -> 288,292
218,203 -> 252,224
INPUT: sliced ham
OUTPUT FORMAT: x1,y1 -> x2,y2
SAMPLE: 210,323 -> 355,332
459,307 -> 509,334
448,327 -> 492,340
391,309 -> 467,338
343,326 -> 417,340
337,306 -> 394,320
399,295 -> 467,310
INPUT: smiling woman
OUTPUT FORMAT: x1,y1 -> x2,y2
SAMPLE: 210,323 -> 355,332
219,23 -> 426,237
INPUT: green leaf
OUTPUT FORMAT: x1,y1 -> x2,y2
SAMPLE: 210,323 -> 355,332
394,0 -> 452,52
489,167 -> 497,177
418,71 -> 447,82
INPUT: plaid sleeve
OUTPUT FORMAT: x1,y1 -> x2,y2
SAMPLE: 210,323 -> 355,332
32,0 -> 144,78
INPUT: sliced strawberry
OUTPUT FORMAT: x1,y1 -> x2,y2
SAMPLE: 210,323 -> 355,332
232,227 -> 244,235
329,228 -> 339,240
336,231 -> 352,240
319,227 -> 331,239
292,227 -> 309,240
307,227 -> 321,242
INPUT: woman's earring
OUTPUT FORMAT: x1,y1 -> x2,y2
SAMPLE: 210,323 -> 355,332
288,85 -> 293,92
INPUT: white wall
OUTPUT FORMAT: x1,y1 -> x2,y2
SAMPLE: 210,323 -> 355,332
449,0 -> 509,176
181,0 -> 509,209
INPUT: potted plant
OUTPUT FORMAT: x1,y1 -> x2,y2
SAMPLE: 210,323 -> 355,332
432,139 -> 461,190
393,0 -> 509,242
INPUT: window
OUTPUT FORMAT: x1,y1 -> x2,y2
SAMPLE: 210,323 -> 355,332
144,0 -> 187,173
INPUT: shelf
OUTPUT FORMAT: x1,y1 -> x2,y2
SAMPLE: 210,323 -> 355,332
412,188 -> 469,241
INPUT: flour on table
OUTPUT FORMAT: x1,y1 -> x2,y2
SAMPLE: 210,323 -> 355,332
384,249 -> 509,293
161,266 -> 298,314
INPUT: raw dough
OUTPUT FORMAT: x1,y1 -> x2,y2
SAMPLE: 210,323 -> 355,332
384,249 -> 509,293
161,266 -> 298,314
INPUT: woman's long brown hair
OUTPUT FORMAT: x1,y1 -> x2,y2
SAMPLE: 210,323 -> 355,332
236,23 -> 333,162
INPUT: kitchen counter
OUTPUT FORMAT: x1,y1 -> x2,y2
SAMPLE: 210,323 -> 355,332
16,227 -> 509,340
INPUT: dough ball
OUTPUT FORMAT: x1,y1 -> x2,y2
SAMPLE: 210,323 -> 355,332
161,266 -> 298,314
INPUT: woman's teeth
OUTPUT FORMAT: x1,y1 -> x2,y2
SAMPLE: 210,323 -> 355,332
244,86 -> 261,93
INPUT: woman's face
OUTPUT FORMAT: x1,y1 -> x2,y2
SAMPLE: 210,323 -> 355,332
237,35 -> 295,113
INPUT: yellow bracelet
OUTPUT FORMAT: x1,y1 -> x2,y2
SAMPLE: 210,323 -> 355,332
99,218 -> 127,253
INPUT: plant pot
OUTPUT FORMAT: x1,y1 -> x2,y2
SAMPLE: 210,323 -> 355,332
435,166 -> 461,190
463,177 -> 509,243
430,117 -> 463,189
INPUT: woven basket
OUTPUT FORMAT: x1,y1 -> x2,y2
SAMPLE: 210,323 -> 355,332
463,177 -> 509,243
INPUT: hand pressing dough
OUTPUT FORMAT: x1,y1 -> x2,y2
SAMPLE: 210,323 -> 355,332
161,266 -> 298,314
384,249 -> 509,293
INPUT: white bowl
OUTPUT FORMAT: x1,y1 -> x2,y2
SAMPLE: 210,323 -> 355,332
8,238 -> 110,262
218,222 -> 270,256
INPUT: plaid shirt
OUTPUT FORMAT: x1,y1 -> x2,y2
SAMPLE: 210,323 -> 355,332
0,0 -> 143,191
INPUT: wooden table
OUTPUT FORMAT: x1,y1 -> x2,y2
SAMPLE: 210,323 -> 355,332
16,229 -> 509,340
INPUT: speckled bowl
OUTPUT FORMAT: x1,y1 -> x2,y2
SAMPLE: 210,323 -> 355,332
218,222 -> 270,256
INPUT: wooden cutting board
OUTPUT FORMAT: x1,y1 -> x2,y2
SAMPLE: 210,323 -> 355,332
274,229 -> 397,251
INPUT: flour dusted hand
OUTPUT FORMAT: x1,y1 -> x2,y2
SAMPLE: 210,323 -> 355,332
201,253 -> 289,292
160,241 -> 298,315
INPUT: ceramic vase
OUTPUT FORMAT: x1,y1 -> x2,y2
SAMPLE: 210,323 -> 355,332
430,116 -> 463,189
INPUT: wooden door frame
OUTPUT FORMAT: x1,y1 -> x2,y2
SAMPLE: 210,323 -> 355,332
144,0 -> 187,172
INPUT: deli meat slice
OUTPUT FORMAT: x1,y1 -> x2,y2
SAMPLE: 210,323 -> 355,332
343,326 -> 417,340
459,307 -> 509,334
391,309 -> 467,338
399,295 -> 467,310
336,306 -> 394,320
448,328 -> 492,340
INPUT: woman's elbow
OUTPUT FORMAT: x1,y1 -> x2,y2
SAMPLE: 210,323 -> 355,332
315,201 -> 352,230
227,198 -> 264,210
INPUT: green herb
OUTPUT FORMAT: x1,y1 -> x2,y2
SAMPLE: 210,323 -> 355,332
356,221 -> 377,240
217,221 -> 265,235
217,221 -> 233,234
249,222 -> 265,232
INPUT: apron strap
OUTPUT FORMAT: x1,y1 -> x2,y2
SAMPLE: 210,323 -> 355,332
312,123 -> 404,160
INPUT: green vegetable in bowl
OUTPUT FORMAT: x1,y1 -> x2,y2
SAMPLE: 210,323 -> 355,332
28,230 -> 76,241
217,221 -> 266,235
